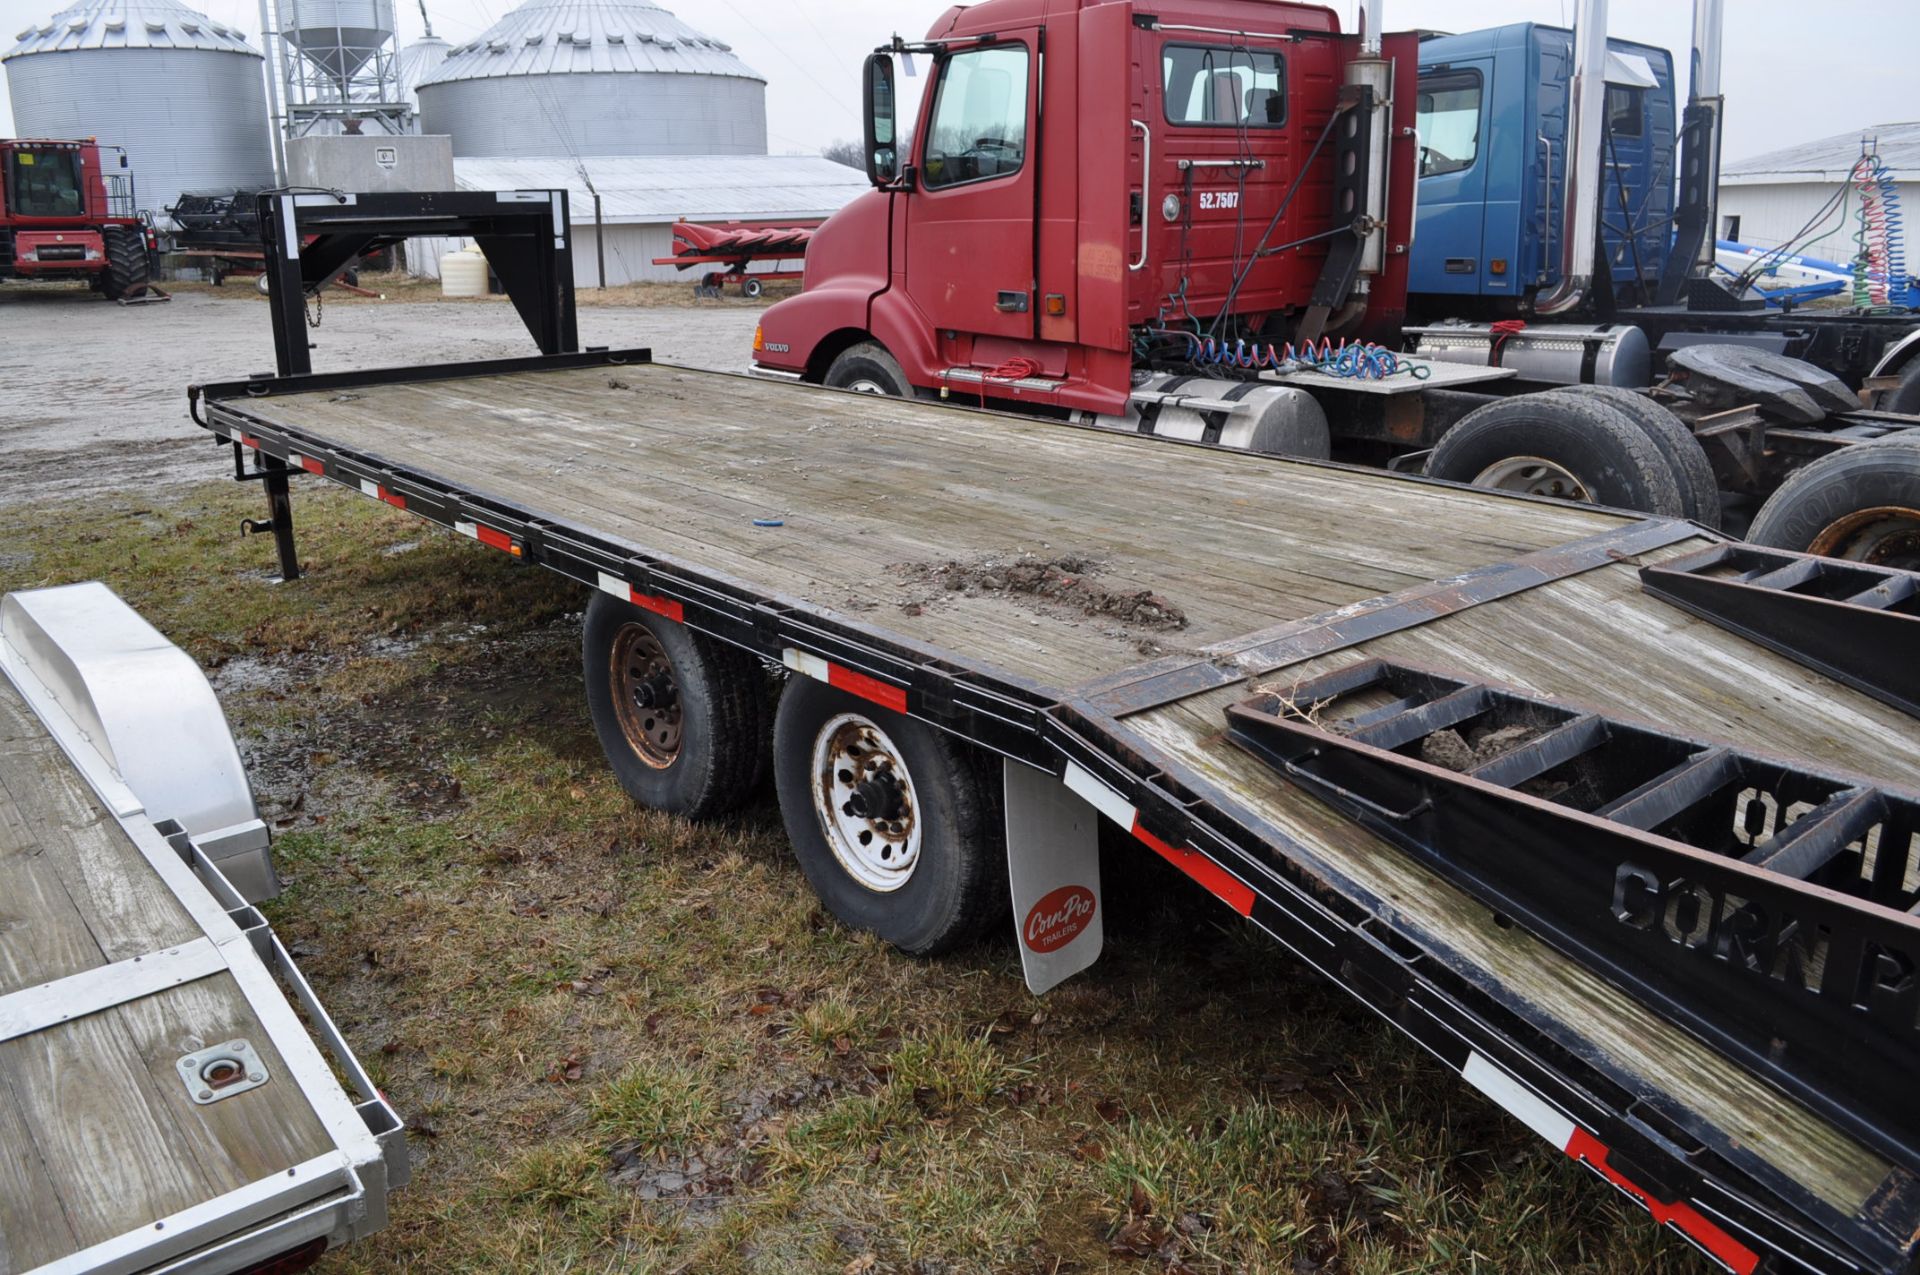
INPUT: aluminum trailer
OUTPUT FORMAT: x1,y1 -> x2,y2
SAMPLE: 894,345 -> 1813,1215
0,582 -> 406,1274
193,192 -> 1920,1274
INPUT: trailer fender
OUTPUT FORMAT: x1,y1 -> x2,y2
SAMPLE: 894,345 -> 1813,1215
0,581 -> 276,900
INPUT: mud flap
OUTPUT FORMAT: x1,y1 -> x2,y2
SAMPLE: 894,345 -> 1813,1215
1003,759 -> 1104,994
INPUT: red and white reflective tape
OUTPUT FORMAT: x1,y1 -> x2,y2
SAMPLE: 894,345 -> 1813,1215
1462,1053 -> 1758,1274
455,519 -> 520,556
357,478 -> 406,510
595,571 -> 684,624
1060,760 -> 1255,916
286,452 -> 325,475
782,648 -> 909,713
234,431 -> 261,450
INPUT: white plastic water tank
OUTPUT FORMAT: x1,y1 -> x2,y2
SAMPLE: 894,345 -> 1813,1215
440,248 -> 487,297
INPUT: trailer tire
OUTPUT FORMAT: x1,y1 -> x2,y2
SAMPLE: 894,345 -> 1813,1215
583,593 -> 770,819
1424,394 -> 1687,516
1546,386 -> 1722,528
100,226 -> 148,301
772,677 -> 1003,955
1878,359 -> 1920,416
824,342 -> 913,397
742,276 -> 764,300
1746,437 -> 1920,569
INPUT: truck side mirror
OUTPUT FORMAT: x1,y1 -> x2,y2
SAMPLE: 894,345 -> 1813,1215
864,53 -> 899,187
120,154 -> 129,168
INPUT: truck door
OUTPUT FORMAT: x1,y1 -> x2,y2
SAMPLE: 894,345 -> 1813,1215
1409,60 -> 1496,298
903,38 -> 1039,341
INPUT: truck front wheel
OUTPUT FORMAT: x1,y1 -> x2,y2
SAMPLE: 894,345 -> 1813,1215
582,593 -> 769,818
1746,438 -> 1920,569
823,342 -> 913,397
772,677 -> 1003,955
100,225 -> 149,301
1424,394 -> 1686,517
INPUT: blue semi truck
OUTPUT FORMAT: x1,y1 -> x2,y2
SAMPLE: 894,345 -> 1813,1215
1402,12 -> 1920,416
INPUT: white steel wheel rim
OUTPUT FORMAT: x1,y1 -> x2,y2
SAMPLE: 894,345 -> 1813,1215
845,378 -> 890,395
811,712 -> 922,892
1473,455 -> 1594,502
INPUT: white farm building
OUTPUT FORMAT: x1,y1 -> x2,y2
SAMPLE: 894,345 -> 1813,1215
1718,122 -> 1918,257
406,0 -> 867,287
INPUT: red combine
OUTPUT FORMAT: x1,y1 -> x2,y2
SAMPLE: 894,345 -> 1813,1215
0,138 -> 152,300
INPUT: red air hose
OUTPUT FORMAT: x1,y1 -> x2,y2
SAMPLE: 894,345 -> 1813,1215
1488,319 -> 1527,365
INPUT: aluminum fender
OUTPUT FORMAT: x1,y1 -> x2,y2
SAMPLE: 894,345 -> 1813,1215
0,581 -> 275,899
1870,326 -> 1920,381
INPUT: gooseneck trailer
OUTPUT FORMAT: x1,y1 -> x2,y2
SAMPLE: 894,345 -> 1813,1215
192,190 -> 1920,1273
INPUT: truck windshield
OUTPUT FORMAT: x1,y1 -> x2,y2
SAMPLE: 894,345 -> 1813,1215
1162,44 -> 1285,127
7,148 -> 85,218
1415,71 -> 1482,177
922,46 -> 1030,189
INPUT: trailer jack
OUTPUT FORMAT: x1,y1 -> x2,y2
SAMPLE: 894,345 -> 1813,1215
232,444 -> 301,582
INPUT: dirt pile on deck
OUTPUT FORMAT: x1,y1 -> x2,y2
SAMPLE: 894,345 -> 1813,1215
896,553 -> 1188,630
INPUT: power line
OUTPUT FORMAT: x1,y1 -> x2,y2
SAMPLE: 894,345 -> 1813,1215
704,0 -> 859,124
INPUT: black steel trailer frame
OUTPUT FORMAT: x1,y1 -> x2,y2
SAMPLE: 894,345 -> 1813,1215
186,191 -> 1920,1275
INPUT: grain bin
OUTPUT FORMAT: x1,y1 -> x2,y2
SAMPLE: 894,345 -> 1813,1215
3,0 -> 275,218
415,0 -> 766,158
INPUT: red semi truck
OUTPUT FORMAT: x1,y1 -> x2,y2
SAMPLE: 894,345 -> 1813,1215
748,0 -> 1920,565
0,137 -> 151,300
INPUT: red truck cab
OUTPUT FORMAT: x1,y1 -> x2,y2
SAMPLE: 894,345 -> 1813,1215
752,0 -> 1417,416
0,138 -> 151,299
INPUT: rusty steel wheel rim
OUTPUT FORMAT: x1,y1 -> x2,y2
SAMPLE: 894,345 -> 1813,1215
611,624 -> 683,769
811,712 -> 921,892
1806,505 -> 1920,569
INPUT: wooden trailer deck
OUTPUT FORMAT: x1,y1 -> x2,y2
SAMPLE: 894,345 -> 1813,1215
0,598 -> 401,1274
199,356 -> 1920,1267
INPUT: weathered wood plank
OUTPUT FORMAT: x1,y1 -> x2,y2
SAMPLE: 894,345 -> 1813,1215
0,845 -> 109,996
0,701 -> 200,961
238,362 -> 1625,687
0,1076 -> 78,1275
112,977 -> 335,1193
0,1009 -> 214,1250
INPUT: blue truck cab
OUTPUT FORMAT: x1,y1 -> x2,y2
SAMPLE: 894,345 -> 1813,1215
1411,23 -> 1675,315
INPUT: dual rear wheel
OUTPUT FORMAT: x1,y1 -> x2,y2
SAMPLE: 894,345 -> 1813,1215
1424,387 -> 1720,527
581,592 -> 1001,954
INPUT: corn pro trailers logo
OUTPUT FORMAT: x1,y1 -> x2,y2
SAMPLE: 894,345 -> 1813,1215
1024,885 -> 1097,954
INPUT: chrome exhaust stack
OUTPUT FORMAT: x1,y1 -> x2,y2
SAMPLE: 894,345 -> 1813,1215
1535,0 -> 1607,314
1688,0 -> 1726,275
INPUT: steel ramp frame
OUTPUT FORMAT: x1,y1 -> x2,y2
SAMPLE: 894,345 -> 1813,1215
1226,658 -> 1920,1178
1640,543 -> 1920,719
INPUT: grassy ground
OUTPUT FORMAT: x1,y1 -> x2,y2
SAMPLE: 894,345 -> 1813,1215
2,480 -> 1709,1274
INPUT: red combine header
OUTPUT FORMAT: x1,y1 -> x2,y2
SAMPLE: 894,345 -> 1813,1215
652,219 -> 818,297
0,137 -> 154,300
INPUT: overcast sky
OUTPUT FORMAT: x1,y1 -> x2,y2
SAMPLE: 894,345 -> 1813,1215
2,0 -> 1914,162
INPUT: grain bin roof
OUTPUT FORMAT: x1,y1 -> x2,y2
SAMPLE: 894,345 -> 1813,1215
419,0 -> 762,86
453,154 -> 867,223
4,0 -> 260,58
1723,122 -> 1920,185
